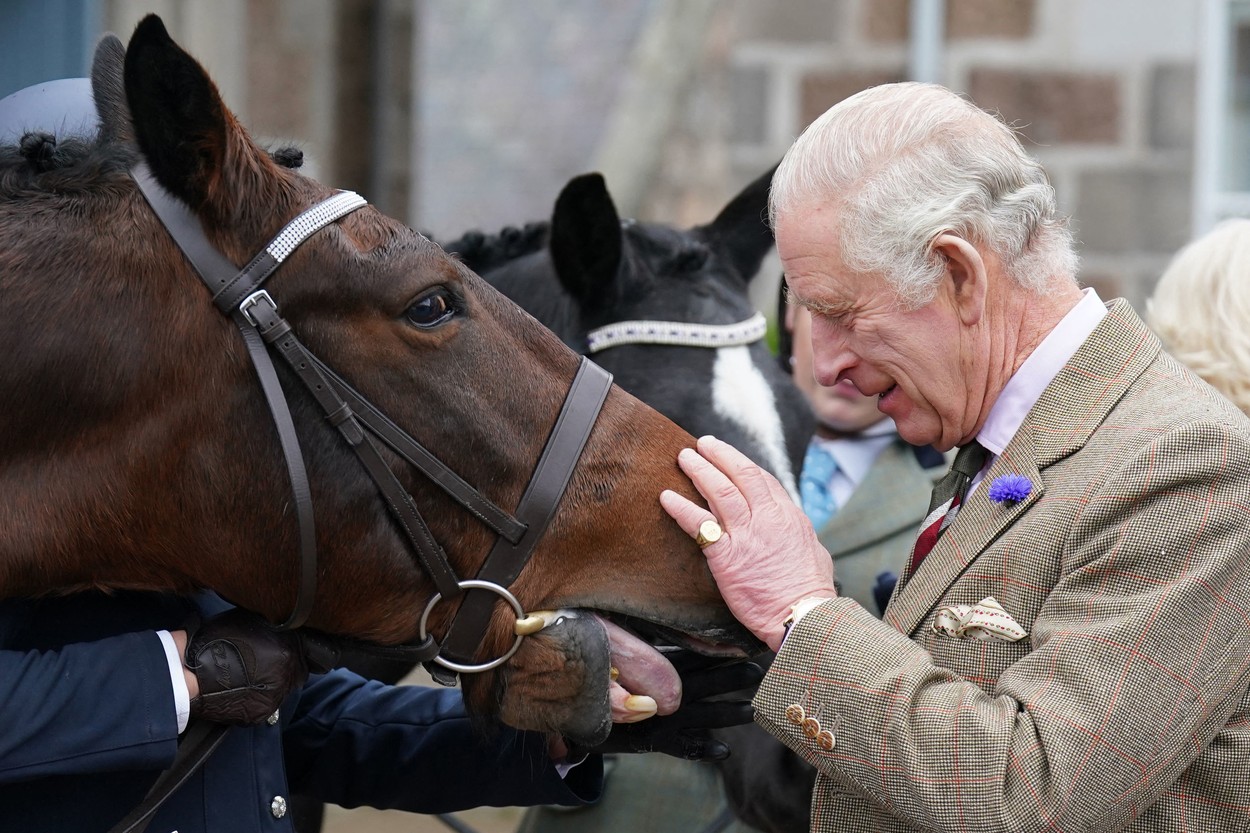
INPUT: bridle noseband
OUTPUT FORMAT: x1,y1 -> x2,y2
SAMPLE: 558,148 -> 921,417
131,163 -> 611,680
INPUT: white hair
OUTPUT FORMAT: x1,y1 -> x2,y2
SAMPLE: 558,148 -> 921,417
1147,219 -> 1250,415
770,82 -> 1079,308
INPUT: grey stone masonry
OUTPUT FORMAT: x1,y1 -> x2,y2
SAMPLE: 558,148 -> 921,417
1075,167 -> 1192,255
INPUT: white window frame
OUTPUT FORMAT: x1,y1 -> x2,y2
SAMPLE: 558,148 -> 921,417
1193,0 -> 1250,234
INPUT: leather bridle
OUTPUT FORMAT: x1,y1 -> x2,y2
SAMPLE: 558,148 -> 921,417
585,311 -> 768,354
130,163 -> 612,679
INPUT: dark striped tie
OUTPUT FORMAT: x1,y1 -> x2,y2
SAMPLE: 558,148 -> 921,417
908,441 -> 989,574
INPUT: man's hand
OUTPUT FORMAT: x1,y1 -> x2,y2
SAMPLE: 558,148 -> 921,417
568,651 -> 764,762
184,609 -> 309,726
660,435 -> 840,650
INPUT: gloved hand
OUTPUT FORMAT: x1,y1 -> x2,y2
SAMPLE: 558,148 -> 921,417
569,650 -> 764,762
184,608 -> 309,726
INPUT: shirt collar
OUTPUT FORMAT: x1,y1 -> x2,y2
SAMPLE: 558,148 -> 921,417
978,288 -> 1107,456
814,417 -> 898,488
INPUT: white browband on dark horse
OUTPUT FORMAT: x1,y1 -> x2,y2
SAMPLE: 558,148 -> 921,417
585,311 -> 768,354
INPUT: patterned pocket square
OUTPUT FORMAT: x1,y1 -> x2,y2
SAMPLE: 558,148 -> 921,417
932,596 -> 1028,642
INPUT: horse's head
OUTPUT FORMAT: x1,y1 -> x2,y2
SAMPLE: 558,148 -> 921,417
0,15 -> 759,746
453,171 -> 815,500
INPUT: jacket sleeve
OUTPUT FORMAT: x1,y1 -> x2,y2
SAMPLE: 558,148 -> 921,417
755,421 -> 1250,832
281,669 -> 603,813
0,630 -> 179,784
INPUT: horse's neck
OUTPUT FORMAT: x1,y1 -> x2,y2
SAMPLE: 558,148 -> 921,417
483,262 -> 582,341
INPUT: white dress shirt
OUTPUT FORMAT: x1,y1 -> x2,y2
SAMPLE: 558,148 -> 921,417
971,288 -> 1108,493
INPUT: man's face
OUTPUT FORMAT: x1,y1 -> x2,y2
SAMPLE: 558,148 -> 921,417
789,305 -> 888,435
777,204 -> 984,450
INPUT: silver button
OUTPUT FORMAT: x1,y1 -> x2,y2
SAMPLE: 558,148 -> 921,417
270,796 -> 287,819
266,708 -> 280,726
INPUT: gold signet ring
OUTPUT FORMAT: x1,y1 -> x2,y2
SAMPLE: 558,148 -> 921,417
695,519 -> 723,548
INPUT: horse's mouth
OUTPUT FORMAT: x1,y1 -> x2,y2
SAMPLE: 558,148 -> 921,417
579,609 -> 752,716
611,613 -> 755,659
490,607 -> 760,748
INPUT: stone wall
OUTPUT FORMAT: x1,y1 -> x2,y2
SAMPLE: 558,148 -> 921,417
653,0 -> 1201,311
101,0 -> 1203,311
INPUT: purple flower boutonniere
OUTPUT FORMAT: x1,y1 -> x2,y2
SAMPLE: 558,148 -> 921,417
988,474 -> 1032,505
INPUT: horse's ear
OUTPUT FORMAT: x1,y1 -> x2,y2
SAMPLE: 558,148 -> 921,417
703,163 -> 779,282
549,173 -> 623,306
91,34 -> 132,145
123,15 -> 250,214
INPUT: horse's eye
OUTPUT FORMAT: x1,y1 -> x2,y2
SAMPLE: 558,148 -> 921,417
405,290 -> 456,329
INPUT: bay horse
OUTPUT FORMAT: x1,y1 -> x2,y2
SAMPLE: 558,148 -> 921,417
287,172 -> 813,833
0,15 -> 756,749
444,169 -> 814,498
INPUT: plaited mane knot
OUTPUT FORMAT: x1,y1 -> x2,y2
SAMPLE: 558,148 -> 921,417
19,131 -> 59,172
272,146 -> 304,169
440,222 -> 549,272
664,244 -> 709,274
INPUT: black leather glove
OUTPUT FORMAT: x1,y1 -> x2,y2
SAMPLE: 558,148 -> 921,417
569,650 -> 764,762
184,608 -> 309,726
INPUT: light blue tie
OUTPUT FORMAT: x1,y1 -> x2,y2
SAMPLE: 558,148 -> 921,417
800,442 -> 838,530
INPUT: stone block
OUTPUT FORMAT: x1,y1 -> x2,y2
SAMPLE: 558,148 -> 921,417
1074,168 -> 1191,255
864,0 -> 908,42
730,65 -> 770,145
865,0 -> 1035,42
800,69 -> 904,128
949,0 -> 1035,39
1077,271 -> 1123,301
1149,63 -> 1196,151
733,0 -> 844,43
968,69 -> 1120,145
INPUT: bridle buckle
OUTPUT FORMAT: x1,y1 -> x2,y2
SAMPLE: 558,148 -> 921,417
239,289 -> 276,326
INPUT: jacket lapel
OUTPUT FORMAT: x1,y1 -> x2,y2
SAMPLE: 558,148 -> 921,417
884,299 -> 1162,636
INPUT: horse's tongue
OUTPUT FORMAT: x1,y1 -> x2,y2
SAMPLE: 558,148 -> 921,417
595,615 -> 682,715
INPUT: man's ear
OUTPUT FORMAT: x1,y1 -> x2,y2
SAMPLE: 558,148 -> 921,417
931,233 -> 987,326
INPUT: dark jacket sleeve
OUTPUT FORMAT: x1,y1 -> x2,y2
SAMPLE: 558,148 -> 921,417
281,669 -> 603,813
0,631 -> 179,783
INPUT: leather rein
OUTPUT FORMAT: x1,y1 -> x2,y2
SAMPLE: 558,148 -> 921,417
130,163 -> 612,678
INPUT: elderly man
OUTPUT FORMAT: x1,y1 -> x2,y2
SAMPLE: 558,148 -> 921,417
662,81 -> 1250,832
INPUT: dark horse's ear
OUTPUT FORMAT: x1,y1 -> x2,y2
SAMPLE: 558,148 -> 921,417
123,14 -> 253,216
702,163 -> 779,282
549,173 -> 623,308
91,34 -> 132,145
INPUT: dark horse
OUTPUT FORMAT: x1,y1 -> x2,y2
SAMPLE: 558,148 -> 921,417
432,173 -> 817,833
0,16 -> 757,748
444,170 -> 813,495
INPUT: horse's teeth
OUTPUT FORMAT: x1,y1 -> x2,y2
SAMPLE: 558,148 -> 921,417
609,666 -> 620,681
623,695 -> 657,717
514,610 -> 561,635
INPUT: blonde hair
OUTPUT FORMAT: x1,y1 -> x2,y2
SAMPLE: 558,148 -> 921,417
1147,219 -> 1250,415
770,82 -> 1078,308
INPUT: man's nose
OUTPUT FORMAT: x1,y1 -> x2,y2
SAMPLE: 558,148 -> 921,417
809,316 -> 856,386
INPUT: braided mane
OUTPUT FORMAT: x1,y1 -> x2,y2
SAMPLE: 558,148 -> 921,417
0,137 -> 303,199
440,221 -> 550,272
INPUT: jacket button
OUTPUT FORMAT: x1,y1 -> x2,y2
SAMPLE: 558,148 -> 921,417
270,796 -> 288,818
801,716 -> 821,738
267,708 -> 280,726
785,704 -> 805,725
817,730 -> 836,751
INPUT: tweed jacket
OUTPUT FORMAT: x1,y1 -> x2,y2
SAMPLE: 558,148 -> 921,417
755,300 -> 1250,832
